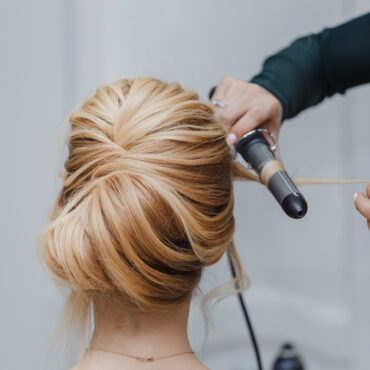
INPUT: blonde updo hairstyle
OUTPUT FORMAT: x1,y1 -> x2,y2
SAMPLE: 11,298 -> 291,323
38,77 -> 257,355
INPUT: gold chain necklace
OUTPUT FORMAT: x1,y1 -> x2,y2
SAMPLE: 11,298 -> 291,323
88,347 -> 195,362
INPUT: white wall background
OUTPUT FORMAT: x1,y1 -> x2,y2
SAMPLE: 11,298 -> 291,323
1,1 -> 369,369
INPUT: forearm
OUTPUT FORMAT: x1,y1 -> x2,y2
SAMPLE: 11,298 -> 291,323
250,12 -> 370,120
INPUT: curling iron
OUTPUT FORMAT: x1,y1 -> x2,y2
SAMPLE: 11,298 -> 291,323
210,85 -> 307,370
209,87 -> 307,219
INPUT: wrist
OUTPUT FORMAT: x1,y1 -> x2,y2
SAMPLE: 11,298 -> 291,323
249,77 -> 288,123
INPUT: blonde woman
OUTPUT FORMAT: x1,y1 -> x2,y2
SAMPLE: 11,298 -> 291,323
38,78 -> 257,370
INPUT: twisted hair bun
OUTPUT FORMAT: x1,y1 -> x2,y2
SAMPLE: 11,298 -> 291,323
39,78 -> 246,327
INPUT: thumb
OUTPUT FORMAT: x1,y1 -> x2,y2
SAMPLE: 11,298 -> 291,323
354,191 -> 370,221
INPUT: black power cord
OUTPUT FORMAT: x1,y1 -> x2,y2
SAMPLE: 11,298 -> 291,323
227,249 -> 263,370
209,85 -> 263,369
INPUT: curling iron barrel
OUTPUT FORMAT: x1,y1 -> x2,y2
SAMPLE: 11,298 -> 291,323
236,131 -> 307,219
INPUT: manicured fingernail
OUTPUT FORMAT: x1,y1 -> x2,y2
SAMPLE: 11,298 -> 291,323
226,133 -> 237,146
354,192 -> 358,202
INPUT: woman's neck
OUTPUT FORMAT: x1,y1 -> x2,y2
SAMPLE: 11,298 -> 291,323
89,296 -> 193,359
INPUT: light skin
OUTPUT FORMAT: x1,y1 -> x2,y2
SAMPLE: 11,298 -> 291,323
69,244 -> 229,370
354,184 -> 370,230
69,295 -> 209,370
211,76 -> 370,229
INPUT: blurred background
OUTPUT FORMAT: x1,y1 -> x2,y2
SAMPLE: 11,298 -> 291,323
1,0 -> 369,369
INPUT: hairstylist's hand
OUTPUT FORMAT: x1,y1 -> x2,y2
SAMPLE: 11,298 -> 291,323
354,184 -> 370,229
211,77 -> 283,158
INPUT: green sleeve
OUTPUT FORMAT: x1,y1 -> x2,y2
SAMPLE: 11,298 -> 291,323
250,13 -> 370,120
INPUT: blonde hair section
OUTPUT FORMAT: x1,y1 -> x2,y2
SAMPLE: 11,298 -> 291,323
38,78 -> 253,359
38,77 -> 367,361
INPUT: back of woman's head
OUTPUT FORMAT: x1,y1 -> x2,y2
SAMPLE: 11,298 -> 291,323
39,78 -> 251,344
